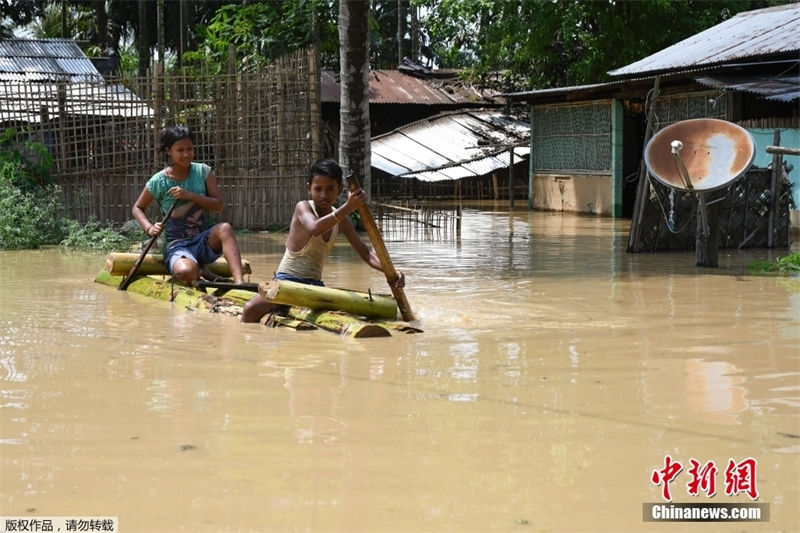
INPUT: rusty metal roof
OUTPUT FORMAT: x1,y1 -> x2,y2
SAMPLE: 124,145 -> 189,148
321,69 -> 499,106
0,38 -> 103,82
371,109 -> 530,182
609,3 -> 800,77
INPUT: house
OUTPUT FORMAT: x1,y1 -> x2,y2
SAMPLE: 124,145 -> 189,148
0,38 -> 153,174
322,61 -> 532,201
321,60 -> 503,157
506,3 -> 799,248
369,108 -> 530,202
0,38 -> 152,125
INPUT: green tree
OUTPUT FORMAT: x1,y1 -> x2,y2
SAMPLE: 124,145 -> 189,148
369,0 -> 405,69
28,1 -> 94,41
182,0 -> 339,74
418,0 -> 792,90
0,0 -> 42,37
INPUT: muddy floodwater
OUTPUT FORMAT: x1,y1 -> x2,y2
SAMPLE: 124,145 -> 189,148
1,210 -> 798,533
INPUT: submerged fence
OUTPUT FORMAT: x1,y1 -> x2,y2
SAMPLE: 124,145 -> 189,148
0,47 -> 322,229
372,202 -> 462,242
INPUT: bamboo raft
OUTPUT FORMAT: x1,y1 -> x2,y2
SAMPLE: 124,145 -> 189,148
96,253 -> 422,338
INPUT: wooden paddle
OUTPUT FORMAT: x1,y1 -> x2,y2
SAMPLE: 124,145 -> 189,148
345,174 -> 416,321
119,201 -> 177,290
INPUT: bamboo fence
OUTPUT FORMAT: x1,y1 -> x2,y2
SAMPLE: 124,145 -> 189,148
0,47 -> 321,230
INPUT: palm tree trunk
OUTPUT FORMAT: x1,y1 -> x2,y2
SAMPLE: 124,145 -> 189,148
136,0 -> 151,76
397,0 -> 406,66
92,0 -> 108,50
338,0 -> 372,200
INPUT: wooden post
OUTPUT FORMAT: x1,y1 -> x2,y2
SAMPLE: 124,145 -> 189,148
628,76 -> 660,252
767,129 -> 780,248
508,148 -> 515,208
153,62 -> 163,164
57,81 -> 67,167
492,172 -> 499,200
528,107 -> 535,210
277,68 -> 287,173
695,195 -> 721,267
610,99 -> 624,217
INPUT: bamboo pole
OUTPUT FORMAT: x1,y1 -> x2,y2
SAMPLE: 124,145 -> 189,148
119,200 -> 178,290
106,253 -> 252,278
259,279 -> 397,319
346,174 -> 416,321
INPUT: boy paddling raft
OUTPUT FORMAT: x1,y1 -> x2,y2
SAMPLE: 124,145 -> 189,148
241,158 -> 406,323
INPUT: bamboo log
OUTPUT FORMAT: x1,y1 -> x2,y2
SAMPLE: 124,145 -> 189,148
285,307 -> 391,338
106,253 -> 252,277
95,269 -> 228,312
94,270 -> 416,337
258,279 -> 398,319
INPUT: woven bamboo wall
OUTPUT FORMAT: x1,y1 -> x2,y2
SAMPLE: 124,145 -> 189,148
531,101 -> 612,172
1,47 -> 321,230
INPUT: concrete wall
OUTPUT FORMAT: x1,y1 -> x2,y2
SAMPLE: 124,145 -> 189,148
530,173 -> 612,215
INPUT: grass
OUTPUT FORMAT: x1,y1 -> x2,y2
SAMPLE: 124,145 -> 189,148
748,252 -> 800,275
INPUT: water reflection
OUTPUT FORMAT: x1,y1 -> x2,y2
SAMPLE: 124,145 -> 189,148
642,358 -> 749,426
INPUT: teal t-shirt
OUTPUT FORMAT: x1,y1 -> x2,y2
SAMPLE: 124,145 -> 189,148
146,162 -> 212,248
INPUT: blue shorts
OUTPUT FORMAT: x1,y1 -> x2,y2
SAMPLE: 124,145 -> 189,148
165,228 -> 221,273
274,272 -> 325,286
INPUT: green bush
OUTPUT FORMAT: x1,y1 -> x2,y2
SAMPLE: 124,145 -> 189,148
59,217 -> 141,252
0,127 -> 54,190
1,159 -> 140,252
0,162 -> 67,249
748,253 -> 800,275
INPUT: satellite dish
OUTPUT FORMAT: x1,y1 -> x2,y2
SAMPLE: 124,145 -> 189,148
644,118 -> 756,192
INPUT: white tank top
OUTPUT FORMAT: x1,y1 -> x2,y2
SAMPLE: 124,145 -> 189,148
276,200 -> 338,280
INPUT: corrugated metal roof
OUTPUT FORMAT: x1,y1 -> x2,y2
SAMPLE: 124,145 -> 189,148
0,82 -> 153,122
321,69 -> 499,106
609,3 -> 800,77
0,38 -> 103,82
371,109 -> 530,182
694,72 -> 800,102
0,39 -> 151,121
505,66 -> 799,103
